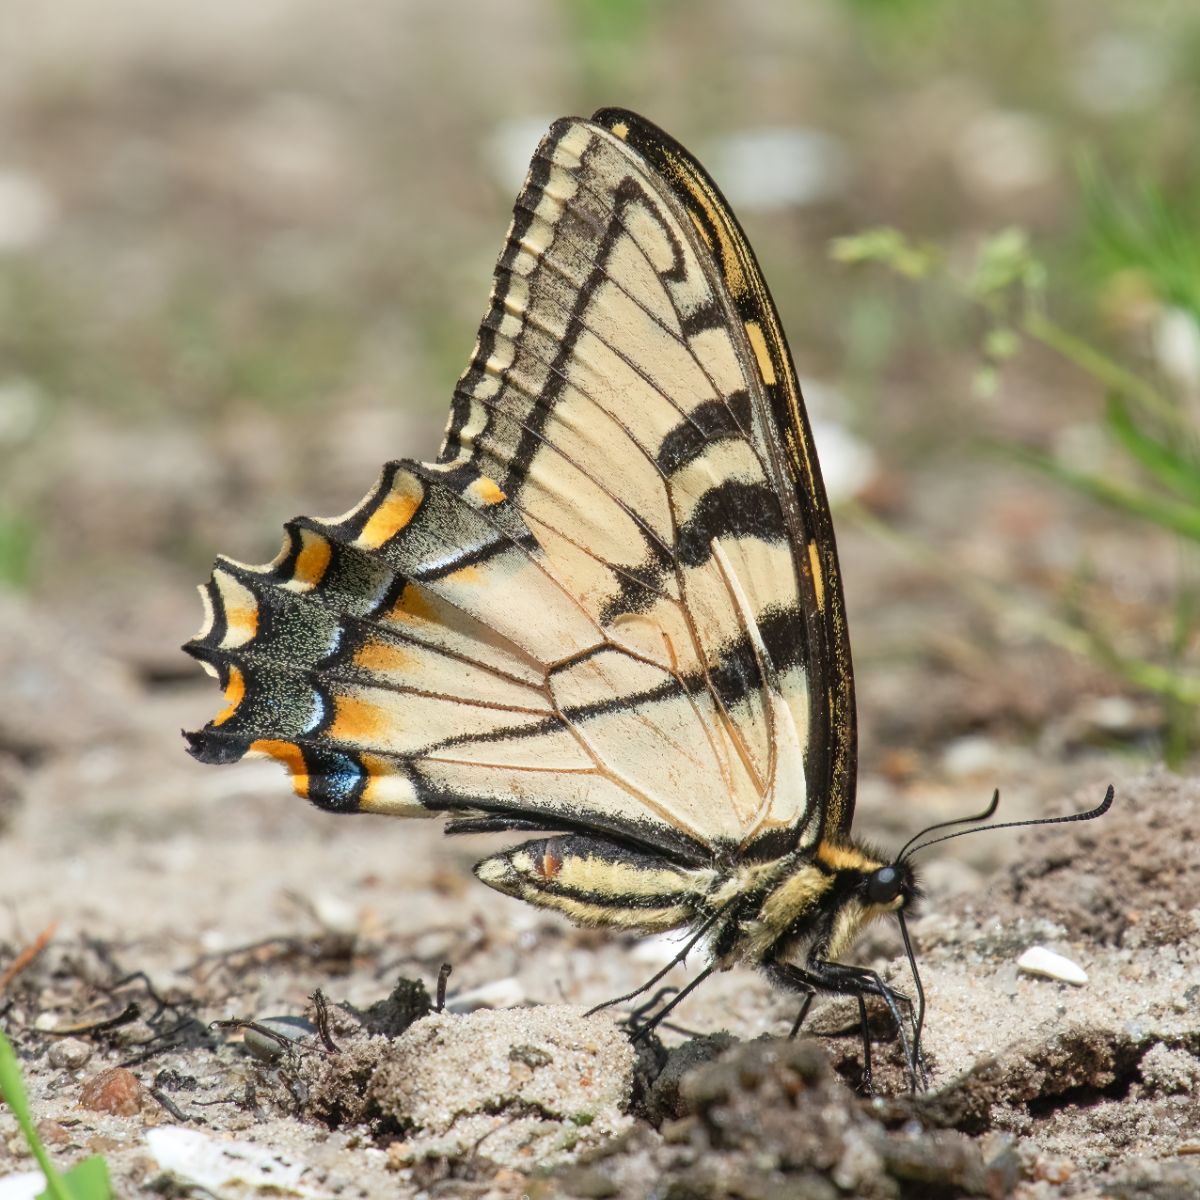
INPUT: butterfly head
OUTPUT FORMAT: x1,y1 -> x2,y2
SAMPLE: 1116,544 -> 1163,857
806,840 -> 923,965
863,859 -> 919,911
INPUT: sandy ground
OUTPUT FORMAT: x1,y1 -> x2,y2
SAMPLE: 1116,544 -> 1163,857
1,613 -> 1196,1199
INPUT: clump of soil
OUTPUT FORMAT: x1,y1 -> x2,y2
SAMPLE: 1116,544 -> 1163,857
989,769 -> 1200,948
274,1002 -> 636,1171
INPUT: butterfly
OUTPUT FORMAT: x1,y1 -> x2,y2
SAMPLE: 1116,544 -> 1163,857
185,109 -> 1112,1091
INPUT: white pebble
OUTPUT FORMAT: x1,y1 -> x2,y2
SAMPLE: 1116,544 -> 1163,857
0,1171 -> 48,1200
308,891 -> 359,936
444,976 -> 524,1012
146,1126 -> 314,1195
1017,945 -> 1088,986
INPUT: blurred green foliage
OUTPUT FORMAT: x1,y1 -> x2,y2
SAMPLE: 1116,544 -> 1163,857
561,0 -> 664,93
0,510 -> 36,588
1083,162 -> 1200,323
835,168 -> 1200,760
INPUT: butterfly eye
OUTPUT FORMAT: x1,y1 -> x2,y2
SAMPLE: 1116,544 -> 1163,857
867,866 -> 902,905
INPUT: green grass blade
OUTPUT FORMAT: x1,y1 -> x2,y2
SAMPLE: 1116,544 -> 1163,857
1105,392 -> 1200,507
1007,445 -> 1200,543
1022,311 -> 1188,434
0,1027 -> 70,1200
48,1156 -> 112,1200
1,1028 -> 112,1200
847,499 -> 1200,709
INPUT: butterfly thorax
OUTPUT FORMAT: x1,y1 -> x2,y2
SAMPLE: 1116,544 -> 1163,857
716,839 -> 915,970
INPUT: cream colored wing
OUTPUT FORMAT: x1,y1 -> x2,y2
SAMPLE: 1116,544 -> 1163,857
186,111 -> 850,866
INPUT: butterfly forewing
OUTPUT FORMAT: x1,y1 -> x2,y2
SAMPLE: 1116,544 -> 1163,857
185,110 -> 853,872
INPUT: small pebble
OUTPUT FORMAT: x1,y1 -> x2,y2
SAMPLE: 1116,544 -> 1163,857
310,891 -> 359,936
111,1019 -> 156,1048
47,1039 -> 92,1070
1032,1155 -> 1075,1184
242,1016 -> 316,1063
1016,946 -> 1088,985
35,1119 -> 72,1147
445,977 -> 524,1012
79,1067 -> 145,1116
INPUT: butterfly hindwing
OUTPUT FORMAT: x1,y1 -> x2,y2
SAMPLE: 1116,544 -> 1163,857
185,110 -> 855,873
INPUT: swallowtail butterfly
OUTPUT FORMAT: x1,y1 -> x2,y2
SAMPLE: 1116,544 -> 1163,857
185,110 -> 1112,1090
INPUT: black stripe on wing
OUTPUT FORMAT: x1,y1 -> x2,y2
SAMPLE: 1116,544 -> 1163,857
594,106 -> 859,846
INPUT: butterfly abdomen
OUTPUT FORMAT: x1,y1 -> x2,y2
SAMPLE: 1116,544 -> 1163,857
475,835 -> 716,933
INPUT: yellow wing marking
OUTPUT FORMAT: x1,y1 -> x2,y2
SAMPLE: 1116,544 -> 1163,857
743,320 -> 777,386
807,540 -> 825,613
287,528 -> 333,592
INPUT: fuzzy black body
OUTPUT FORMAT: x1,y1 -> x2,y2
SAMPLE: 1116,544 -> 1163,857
477,830 -> 919,1033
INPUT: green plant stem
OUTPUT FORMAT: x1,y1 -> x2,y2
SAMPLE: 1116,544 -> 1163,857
1022,311 -> 1188,434
1005,445 -> 1200,543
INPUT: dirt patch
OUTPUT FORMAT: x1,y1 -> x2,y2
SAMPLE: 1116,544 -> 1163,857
3,772 -> 1197,1197
989,769 -> 1200,947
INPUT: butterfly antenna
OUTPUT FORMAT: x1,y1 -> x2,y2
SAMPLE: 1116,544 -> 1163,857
901,784 -> 1114,862
895,788 -> 1001,862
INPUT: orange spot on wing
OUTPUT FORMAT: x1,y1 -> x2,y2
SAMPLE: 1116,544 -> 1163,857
357,752 -> 386,805
359,752 -> 389,777
212,665 -> 245,726
356,486 -> 421,549
446,564 -> 483,585
470,476 -> 506,506
291,529 -> 332,590
353,640 -> 414,675
388,582 -> 437,624
249,739 -> 310,799
330,694 -> 386,743
225,604 -> 258,644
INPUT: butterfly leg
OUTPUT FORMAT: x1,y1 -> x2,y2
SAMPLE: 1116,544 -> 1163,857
629,963 -> 718,1042
787,991 -> 815,1039
585,913 -> 718,1018
823,962 -> 927,1090
765,958 -> 923,1092
812,960 -> 924,1092
855,993 -> 873,1093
